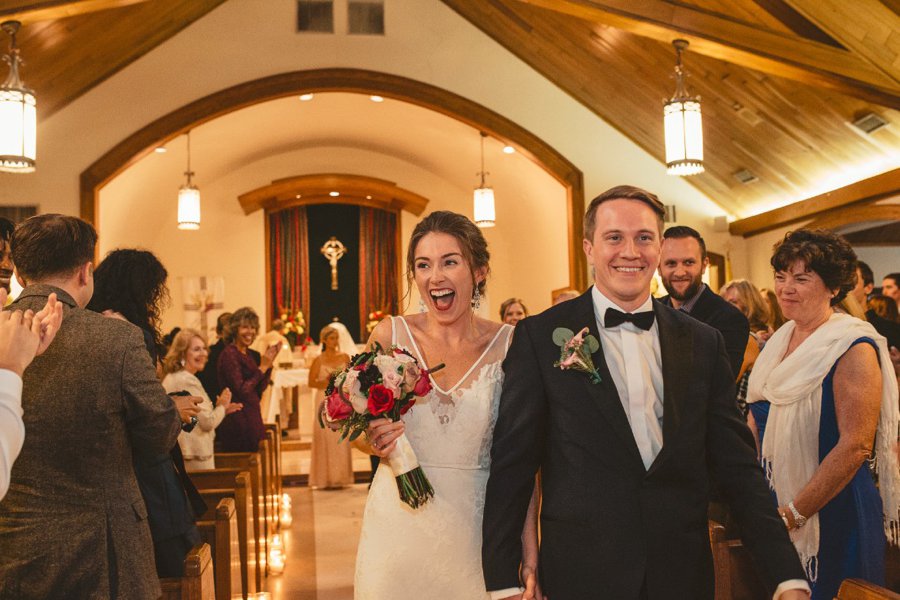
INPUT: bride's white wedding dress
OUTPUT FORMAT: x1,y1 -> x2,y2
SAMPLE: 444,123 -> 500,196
355,316 -> 514,599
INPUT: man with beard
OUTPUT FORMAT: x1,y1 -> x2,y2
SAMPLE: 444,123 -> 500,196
658,226 -> 748,379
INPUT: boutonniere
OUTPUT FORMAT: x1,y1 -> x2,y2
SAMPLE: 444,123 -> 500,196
552,327 -> 602,384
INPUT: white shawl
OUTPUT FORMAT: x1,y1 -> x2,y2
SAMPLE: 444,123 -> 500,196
746,312 -> 900,579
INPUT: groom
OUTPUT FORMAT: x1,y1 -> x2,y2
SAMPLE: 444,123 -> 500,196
483,186 -> 809,599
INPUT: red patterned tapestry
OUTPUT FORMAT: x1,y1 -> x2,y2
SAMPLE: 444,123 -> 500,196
269,207 -> 310,327
358,207 -> 399,341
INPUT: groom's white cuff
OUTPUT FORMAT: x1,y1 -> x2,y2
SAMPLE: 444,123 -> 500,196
774,579 -> 811,598
489,587 -> 524,599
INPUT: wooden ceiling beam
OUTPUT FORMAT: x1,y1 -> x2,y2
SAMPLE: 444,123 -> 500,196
729,168 -> 900,236
512,0 -> 900,108
0,0 -> 149,24
782,0 -> 900,87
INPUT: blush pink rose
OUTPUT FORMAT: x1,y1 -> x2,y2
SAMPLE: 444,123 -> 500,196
325,389 -> 352,422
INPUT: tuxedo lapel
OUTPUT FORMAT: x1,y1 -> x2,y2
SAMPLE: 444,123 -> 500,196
648,300 -> 692,475
570,291 -> 644,470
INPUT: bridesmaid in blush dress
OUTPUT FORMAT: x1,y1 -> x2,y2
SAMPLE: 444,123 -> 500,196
308,325 -> 353,489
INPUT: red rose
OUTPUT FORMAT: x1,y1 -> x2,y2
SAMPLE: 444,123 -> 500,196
399,399 -> 416,415
367,384 -> 395,416
413,373 -> 433,396
325,389 -> 352,422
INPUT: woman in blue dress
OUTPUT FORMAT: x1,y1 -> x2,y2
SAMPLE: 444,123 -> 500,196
747,229 -> 900,600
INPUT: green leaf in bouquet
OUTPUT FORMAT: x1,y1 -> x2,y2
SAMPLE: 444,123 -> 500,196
585,335 -> 600,354
348,428 -> 364,442
552,327 -> 574,347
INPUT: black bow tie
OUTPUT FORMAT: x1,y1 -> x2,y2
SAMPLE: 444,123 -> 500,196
604,308 -> 655,331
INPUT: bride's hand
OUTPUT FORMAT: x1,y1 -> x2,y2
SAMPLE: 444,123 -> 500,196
366,418 -> 405,458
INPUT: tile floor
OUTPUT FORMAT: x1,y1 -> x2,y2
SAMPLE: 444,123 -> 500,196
260,446 -> 370,600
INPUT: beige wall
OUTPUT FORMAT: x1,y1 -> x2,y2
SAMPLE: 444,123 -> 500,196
100,143 -> 568,334
2,0 -> 739,328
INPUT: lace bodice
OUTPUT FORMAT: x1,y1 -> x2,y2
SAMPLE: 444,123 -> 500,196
391,316 -> 513,469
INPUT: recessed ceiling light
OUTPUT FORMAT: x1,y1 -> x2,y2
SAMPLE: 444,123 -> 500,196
502,145 -> 515,154
370,95 -> 384,103
299,93 -> 314,101
295,194 -> 302,199
329,191 -> 340,197
154,147 -> 167,154
366,195 -> 372,200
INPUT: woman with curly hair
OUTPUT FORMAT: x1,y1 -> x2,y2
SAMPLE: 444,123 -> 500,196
216,307 -> 280,452
746,229 -> 900,599
87,248 -> 170,364
87,249 -> 205,578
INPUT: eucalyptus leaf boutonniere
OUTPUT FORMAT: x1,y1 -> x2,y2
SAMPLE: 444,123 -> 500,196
552,327 -> 602,384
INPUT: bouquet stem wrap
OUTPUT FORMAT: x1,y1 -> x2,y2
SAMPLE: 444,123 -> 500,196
385,432 -> 434,509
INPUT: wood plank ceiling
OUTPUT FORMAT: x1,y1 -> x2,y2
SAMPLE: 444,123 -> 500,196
0,0 -> 898,223
441,0 -> 900,218
0,0 -> 227,117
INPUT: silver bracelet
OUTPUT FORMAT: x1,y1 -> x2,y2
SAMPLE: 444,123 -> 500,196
788,501 -> 808,528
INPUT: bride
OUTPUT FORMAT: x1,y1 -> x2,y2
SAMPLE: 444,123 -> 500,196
355,211 -> 540,599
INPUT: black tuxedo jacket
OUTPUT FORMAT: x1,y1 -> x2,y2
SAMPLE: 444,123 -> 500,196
482,290 -> 804,599
660,285 -> 749,379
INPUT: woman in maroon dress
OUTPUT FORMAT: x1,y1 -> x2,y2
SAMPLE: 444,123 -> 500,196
216,307 -> 280,452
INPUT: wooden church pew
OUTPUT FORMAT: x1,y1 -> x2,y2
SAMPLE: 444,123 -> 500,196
195,497 -> 242,600
215,441 -> 270,582
158,543 -> 215,600
708,521 -> 768,600
836,579 -> 900,600
191,469 -> 256,597
264,428 -> 279,533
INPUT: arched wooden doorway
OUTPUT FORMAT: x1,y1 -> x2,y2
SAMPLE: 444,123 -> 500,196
79,68 -> 587,290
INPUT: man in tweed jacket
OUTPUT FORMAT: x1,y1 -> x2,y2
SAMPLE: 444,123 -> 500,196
0,214 -> 181,599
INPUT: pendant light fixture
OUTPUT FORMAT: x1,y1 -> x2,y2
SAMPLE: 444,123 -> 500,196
473,131 -> 495,228
177,131 -> 201,230
0,21 -> 36,173
664,39 -> 704,176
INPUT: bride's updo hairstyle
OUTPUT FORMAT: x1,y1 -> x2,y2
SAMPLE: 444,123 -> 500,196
406,211 -> 490,303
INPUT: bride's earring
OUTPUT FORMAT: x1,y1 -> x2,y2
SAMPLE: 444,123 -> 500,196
419,298 -> 427,313
471,286 -> 481,310
180,359 -> 185,367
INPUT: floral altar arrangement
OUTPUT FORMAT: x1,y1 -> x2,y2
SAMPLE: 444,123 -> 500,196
279,308 -> 311,349
319,342 -> 443,508
365,309 -> 387,334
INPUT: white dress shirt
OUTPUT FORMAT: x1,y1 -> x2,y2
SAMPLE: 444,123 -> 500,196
592,287 -> 664,469
0,369 -> 24,501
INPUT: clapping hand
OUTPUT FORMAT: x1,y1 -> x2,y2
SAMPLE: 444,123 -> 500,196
260,342 -> 281,371
0,290 -> 64,376
217,387 -> 242,415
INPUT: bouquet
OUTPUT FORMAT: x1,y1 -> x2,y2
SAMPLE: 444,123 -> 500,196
319,342 -> 443,508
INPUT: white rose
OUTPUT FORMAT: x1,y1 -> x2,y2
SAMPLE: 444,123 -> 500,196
342,369 -> 368,413
374,354 -> 401,374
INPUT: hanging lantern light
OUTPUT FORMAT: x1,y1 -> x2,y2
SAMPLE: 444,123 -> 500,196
177,131 -> 200,230
664,39 -> 704,176
0,21 -> 36,173
473,132 -> 495,228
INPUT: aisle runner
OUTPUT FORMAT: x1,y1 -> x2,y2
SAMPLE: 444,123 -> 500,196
313,486 -> 368,600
